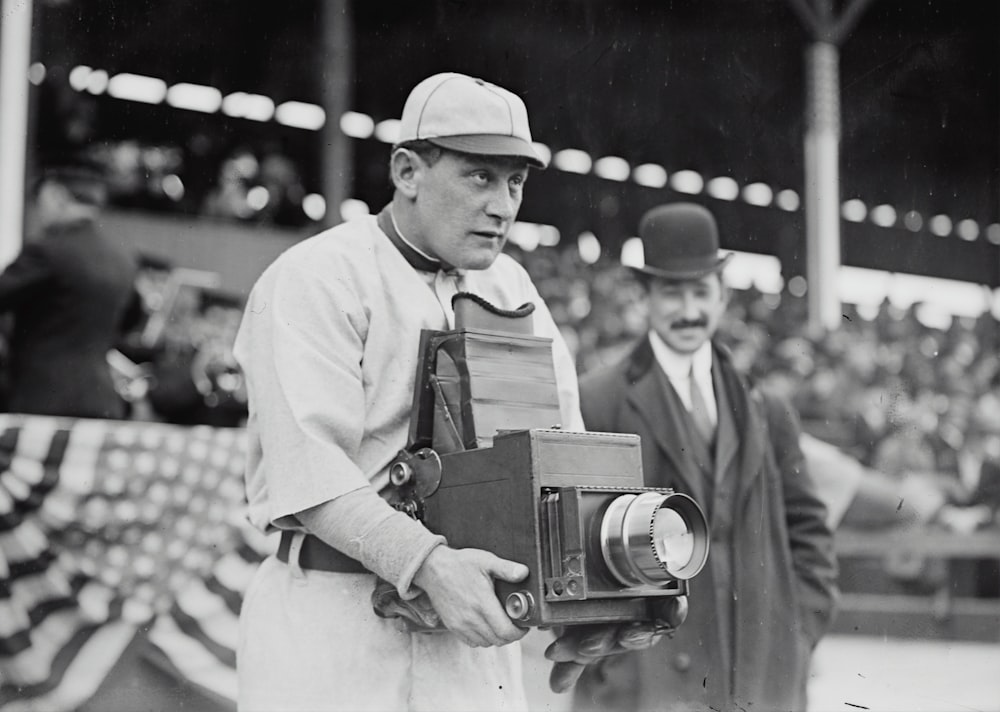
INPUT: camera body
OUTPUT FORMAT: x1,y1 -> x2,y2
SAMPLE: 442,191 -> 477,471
418,427 -> 706,627
390,304 -> 708,628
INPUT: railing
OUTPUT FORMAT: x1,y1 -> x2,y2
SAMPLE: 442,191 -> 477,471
833,527 -> 1000,642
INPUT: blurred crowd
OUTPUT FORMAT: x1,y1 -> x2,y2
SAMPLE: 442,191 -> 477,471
83,139 -> 315,228
36,72 -> 317,228
511,246 -> 1000,536
514,245 -> 996,472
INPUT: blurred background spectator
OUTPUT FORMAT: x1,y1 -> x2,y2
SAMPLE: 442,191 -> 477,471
0,152 -> 140,420
113,260 -> 248,427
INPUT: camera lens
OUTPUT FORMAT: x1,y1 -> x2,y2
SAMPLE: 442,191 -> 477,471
652,507 -> 694,571
599,492 -> 708,588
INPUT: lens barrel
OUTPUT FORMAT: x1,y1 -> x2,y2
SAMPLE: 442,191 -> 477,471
599,491 -> 708,588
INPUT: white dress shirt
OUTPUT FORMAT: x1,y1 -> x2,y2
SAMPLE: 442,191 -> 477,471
648,331 -> 718,427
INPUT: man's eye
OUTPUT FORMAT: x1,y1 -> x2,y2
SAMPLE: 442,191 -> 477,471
471,172 -> 490,185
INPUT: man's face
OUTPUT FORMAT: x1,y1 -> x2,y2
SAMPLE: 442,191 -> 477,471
646,273 -> 728,355
409,151 -> 528,270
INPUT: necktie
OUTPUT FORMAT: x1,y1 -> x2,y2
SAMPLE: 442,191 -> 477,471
688,367 -> 715,444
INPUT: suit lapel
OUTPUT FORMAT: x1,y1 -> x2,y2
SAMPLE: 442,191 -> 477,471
624,340 -> 707,505
712,346 -> 769,506
712,353 -> 739,480
736,389 -> 769,507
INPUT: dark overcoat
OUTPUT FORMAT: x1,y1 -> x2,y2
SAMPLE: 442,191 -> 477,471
0,220 -> 138,419
574,337 -> 838,712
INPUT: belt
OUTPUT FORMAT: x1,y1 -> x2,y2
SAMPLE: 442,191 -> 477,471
276,531 -> 370,574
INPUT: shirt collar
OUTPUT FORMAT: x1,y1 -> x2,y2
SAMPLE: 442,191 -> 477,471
648,330 -> 713,385
377,204 -> 458,274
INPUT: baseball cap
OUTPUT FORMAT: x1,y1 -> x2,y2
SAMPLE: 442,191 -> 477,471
397,72 -> 547,168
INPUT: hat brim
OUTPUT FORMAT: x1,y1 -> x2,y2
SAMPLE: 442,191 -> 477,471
630,252 -> 734,282
427,134 -> 547,169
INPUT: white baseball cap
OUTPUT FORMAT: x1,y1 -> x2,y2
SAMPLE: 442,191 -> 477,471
397,72 -> 547,168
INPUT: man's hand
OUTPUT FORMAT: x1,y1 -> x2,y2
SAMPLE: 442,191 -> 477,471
544,616 -> 676,693
412,546 -> 529,648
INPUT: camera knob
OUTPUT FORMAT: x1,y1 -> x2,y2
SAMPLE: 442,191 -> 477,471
504,591 -> 534,621
389,461 -> 413,486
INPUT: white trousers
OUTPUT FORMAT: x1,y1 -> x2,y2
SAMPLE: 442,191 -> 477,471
237,556 -> 528,712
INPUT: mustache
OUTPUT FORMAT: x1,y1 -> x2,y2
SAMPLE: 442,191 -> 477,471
672,318 -> 708,330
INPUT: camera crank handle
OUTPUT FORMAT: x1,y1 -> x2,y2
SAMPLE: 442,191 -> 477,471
389,448 -> 443,499
388,448 -> 443,520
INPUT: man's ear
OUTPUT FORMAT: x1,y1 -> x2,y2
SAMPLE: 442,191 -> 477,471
390,148 -> 422,199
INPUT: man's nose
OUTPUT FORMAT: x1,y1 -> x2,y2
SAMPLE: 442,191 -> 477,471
681,291 -> 700,318
485,186 -> 517,221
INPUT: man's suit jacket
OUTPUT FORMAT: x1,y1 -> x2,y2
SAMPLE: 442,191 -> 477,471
0,220 -> 138,419
575,337 -> 838,712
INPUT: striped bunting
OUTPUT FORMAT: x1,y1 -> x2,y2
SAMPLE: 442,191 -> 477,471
0,414 -> 271,711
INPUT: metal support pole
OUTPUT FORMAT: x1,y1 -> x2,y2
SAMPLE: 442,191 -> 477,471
0,0 -> 35,268
320,0 -> 354,228
804,41 -> 842,333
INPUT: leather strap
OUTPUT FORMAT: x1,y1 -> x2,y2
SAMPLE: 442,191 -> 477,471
276,531 -> 369,574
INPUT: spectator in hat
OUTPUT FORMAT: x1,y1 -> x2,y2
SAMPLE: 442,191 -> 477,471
0,155 -> 139,419
570,203 -> 838,712
233,72 -> 662,712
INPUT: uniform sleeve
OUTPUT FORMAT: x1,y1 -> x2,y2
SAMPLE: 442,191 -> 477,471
763,392 -> 840,647
0,243 -> 53,310
235,259 -> 374,526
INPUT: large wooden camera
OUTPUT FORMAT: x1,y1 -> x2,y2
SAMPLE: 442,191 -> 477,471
389,295 -> 708,628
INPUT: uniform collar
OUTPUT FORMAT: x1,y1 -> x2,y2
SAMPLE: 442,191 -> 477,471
377,204 -> 457,274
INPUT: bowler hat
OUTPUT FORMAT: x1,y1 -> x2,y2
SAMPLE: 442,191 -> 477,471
397,72 -> 547,168
632,203 -> 732,281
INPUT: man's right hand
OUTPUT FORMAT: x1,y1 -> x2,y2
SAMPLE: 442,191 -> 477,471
412,545 -> 529,648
